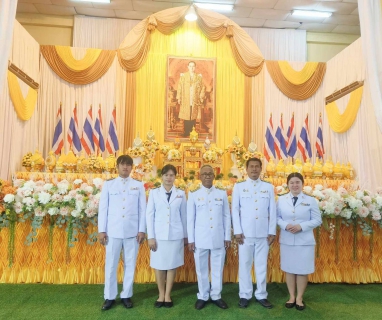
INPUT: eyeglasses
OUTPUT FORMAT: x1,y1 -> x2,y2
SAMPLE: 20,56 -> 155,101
201,173 -> 214,177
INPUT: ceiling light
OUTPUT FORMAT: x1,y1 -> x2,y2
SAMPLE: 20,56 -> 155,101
75,0 -> 110,3
195,3 -> 234,12
185,6 -> 197,21
291,10 -> 332,18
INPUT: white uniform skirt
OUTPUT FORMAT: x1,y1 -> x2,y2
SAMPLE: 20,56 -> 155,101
280,244 -> 315,275
150,239 -> 184,270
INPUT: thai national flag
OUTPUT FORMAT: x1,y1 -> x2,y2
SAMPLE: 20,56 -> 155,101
263,114 -> 276,161
274,114 -> 288,160
106,107 -> 119,154
52,104 -> 64,155
81,106 -> 95,155
315,114 -> 325,159
67,105 -> 82,154
94,105 -> 105,153
287,113 -> 297,158
298,114 -> 313,161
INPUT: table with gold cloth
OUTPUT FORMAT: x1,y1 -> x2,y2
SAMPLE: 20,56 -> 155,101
2,173 -> 378,284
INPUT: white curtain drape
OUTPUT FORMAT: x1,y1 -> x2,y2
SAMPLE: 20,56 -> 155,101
73,16 -> 140,49
73,15 -> 306,61
243,28 -> 307,61
0,0 -> 17,89
263,61 -> 327,164
357,0 -> 382,133
38,47 -> 126,159
325,38 -> 382,190
0,20 -> 40,180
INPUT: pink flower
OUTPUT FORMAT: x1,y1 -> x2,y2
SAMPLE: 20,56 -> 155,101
319,201 -> 327,209
372,211 -> 381,221
75,194 -> 84,202
14,202 -> 23,213
358,206 -> 369,218
35,180 -> 45,187
337,187 -> 348,196
362,196 -> 372,204
34,207 -> 45,217
51,194 -> 63,202
60,206 -> 71,216
69,190 -> 77,197
334,206 -> 341,216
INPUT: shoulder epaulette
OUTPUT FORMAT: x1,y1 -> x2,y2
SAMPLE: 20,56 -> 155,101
303,192 -> 313,197
214,184 -> 225,191
152,185 -> 160,189
277,192 -> 288,196
132,177 -> 142,182
106,177 -> 116,181
261,179 -> 272,184
236,179 -> 246,184
189,184 -> 201,193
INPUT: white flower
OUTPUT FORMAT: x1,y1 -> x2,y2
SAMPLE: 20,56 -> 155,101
372,211 -> 381,221
92,178 -> 104,188
60,206 -> 71,216
14,202 -> 23,213
368,204 -> 376,212
34,206 -> 45,217
35,180 -> 45,187
303,186 -> 312,194
43,183 -> 54,191
337,187 -> 348,197
22,197 -> 35,208
76,200 -> 85,211
18,187 -> 32,197
63,195 -> 73,202
73,179 -> 83,185
323,201 -> 335,215
80,183 -> 89,191
71,210 -> 81,218
341,209 -> 352,219
94,193 -> 101,200
69,190 -> 77,197
355,190 -> 364,199
38,191 -> 51,205
333,206 -> 342,216
357,206 -> 369,218
51,194 -> 63,202
362,196 -> 372,204
315,184 -> 324,191
3,194 -> 15,203
48,207 -> 59,216
312,190 -> 325,200
375,196 -> 382,207
75,194 -> 84,202
348,197 -> 363,210
57,180 -> 70,195
276,186 -> 284,194
84,186 -> 93,194
24,180 -> 36,190
13,179 -> 25,187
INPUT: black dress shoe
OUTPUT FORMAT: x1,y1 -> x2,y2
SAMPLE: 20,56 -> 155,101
154,300 -> 164,308
101,299 -> 115,310
256,299 -> 273,309
285,301 -> 296,309
296,301 -> 305,311
121,298 -> 133,308
195,299 -> 207,310
164,301 -> 173,308
238,298 -> 249,308
212,299 -> 228,309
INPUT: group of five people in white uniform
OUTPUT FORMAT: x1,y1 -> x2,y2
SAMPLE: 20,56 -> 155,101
98,155 -> 322,311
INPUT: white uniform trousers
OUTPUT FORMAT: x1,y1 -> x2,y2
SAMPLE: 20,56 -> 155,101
238,237 -> 269,300
194,247 -> 225,301
104,237 -> 138,300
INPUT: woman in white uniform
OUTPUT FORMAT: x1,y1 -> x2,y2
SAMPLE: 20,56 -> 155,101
277,172 -> 321,311
146,164 -> 187,308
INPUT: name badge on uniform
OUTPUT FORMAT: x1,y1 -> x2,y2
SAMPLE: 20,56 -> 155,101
243,189 -> 249,192
130,187 -> 139,190
301,203 -> 310,206
198,197 -> 204,201
176,195 -> 182,198
260,190 -> 268,193
215,198 -> 222,201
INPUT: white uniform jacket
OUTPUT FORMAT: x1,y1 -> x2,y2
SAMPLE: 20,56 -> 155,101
277,192 -> 322,246
98,177 -> 146,239
146,186 -> 187,240
232,178 -> 276,238
187,186 -> 231,250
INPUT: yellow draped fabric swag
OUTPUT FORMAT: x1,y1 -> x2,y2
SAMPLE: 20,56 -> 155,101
325,86 -> 363,133
7,71 -> 38,121
40,46 -> 115,85
134,21 -> 245,174
266,61 -> 326,100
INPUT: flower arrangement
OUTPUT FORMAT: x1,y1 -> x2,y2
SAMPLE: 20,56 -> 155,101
203,147 -> 224,163
225,143 -> 246,156
126,146 -> 147,158
167,149 -> 182,161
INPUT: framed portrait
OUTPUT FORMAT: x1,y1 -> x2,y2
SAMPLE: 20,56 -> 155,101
165,56 -> 216,142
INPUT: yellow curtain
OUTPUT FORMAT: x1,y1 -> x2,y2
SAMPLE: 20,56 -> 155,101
135,21 -> 245,174
40,46 -> 115,85
118,5 -> 264,76
55,46 -> 102,71
7,71 -> 38,121
325,86 -> 363,133
266,61 -> 326,100
278,61 -> 318,85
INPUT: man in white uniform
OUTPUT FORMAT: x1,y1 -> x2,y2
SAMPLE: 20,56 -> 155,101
232,158 -> 276,309
98,155 -> 146,310
187,165 -> 231,310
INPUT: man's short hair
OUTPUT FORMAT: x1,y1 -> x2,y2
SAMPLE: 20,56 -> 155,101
200,164 -> 213,172
188,61 -> 196,66
117,155 -> 133,166
246,157 -> 262,168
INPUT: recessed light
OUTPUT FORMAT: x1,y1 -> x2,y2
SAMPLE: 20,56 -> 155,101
185,6 -> 198,21
291,10 -> 332,18
75,0 -> 111,4
195,3 -> 234,12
